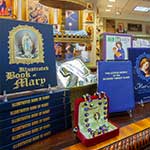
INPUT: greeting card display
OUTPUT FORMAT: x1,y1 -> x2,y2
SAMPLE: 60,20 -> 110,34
74,92 -> 119,146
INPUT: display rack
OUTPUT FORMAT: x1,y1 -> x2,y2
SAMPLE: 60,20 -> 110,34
39,0 -> 91,44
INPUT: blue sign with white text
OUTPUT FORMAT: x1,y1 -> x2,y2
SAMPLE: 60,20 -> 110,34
128,48 -> 150,103
98,61 -> 135,113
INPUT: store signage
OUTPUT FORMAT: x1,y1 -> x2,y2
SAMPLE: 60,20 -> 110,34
128,48 -> 150,103
0,19 -> 57,94
98,61 -> 135,113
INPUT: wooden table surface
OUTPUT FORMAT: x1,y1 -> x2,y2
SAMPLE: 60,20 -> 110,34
64,117 -> 150,150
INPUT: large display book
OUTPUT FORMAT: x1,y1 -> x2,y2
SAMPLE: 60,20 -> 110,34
98,61 -> 135,113
0,18 -> 57,94
0,89 -> 72,150
73,92 -> 119,146
100,33 -> 132,60
128,48 -> 150,103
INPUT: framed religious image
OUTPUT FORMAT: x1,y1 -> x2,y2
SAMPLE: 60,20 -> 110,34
0,0 -> 17,19
85,24 -> 94,38
26,0 -> 50,24
145,25 -> 150,34
128,23 -> 142,32
85,11 -> 94,23
116,23 -> 125,33
86,2 -> 93,10
65,10 -> 82,30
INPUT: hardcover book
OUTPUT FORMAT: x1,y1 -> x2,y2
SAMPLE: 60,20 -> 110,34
100,33 -> 132,60
128,48 -> 150,103
98,61 -> 135,113
0,18 -> 57,94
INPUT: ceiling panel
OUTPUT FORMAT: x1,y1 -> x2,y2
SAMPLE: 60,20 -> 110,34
92,0 -> 150,21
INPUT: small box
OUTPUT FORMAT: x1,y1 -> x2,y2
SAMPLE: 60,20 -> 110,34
74,92 -> 119,146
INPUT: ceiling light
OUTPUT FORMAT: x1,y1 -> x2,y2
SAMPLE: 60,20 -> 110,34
105,9 -> 111,12
107,4 -> 112,8
134,6 -> 149,12
109,0 -> 116,2
116,11 -> 121,15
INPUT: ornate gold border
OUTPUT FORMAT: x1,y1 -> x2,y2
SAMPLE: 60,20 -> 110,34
9,25 -> 44,64
0,0 -> 17,19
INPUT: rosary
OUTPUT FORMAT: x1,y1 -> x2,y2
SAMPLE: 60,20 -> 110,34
82,92 -> 109,138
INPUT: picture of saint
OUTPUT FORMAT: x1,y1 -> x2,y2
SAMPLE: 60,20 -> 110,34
139,57 -> 150,77
28,1 -> 49,24
0,0 -> 12,16
0,0 -> 6,15
85,12 -> 94,22
22,33 -> 34,58
112,41 -> 125,60
65,10 -> 78,30
55,43 -> 63,59
14,30 -> 39,59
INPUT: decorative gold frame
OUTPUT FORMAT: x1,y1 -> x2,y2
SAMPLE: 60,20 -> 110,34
9,25 -> 44,64
0,0 -> 17,19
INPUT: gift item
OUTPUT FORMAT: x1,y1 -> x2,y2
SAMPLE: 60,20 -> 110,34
74,92 -> 119,146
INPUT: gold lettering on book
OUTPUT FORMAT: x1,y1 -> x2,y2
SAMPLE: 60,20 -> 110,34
13,78 -> 46,89
12,117 -> 50,133
11,109 -> 50,124
13,131 -> 51,149
11,95 -> 50,108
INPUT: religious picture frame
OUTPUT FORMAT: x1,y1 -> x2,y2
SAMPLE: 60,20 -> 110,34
85,24 -> 94,38
25,0 -> 51,24
0,0 -> 17,19
65,10 -> 83,30
85,11 -> 94,23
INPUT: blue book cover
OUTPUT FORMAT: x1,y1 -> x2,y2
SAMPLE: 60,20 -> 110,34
0,91 -> 70,113
0,115 -> 72,148
0,18 -> 57,94
1,107 -> 71,136
100,33 -> 132,60
98,61 -> 135,113
0,102 -> 71,129
128,48 -> 150,103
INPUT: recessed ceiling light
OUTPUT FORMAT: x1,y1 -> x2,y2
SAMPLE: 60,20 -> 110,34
116,11 -> 121,15
105,9 -> 111,12
107,4 -> 113,8
134,6 -> 149,12
109,0 -> 116,2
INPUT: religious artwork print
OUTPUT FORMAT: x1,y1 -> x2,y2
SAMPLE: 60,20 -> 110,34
27,0 -> 49,24
0,0 -> 17,18
85,11 -> 94,23
65,10 -> 79,30
100,33 -> 132,60
9,25 -> 44,64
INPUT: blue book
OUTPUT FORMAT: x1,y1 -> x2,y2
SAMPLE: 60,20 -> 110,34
0,115 -> 72,149
128,48 -> 150,103
98,61 -> 135,113
0,18 -> 57,94
0,92 -> 70,113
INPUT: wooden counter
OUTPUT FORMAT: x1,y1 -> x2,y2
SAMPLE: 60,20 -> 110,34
64,118 -> 150,150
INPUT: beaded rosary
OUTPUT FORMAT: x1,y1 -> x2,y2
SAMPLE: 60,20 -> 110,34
82,92 -> 109,138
